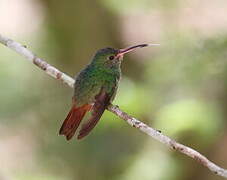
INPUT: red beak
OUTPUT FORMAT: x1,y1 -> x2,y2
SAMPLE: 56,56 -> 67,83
117,43 -> 160,57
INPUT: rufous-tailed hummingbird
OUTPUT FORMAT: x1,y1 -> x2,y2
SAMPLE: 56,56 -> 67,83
59,44 -> 158,140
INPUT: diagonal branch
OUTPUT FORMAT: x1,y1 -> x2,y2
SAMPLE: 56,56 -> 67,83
0,34 -> 227,178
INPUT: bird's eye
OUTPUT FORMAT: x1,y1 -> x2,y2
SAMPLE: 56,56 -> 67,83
108,56 -> 115,60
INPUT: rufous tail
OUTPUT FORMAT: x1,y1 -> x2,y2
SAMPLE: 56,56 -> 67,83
59,104 -> 91,140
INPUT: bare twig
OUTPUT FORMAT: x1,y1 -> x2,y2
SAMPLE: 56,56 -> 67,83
0,34 -> 227,178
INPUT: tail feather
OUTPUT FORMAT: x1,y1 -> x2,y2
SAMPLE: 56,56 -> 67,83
59,104 -> 91,140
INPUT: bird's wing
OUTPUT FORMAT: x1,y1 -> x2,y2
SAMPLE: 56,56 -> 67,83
77,87 -> 113,139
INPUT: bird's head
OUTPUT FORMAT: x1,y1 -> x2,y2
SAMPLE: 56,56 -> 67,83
92,44 -> 159,68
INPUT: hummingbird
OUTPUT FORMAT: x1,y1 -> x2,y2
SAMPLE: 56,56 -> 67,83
59,43 -> 159,140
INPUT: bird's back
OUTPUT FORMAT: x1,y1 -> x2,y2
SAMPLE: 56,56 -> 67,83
73,64 -> 120,106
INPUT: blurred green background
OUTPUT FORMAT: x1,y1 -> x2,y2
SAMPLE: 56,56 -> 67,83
0,0 -> 227,180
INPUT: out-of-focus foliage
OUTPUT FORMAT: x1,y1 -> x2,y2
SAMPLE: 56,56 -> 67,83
0,0 -> 227,179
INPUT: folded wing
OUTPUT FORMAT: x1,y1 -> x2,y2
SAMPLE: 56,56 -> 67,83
77,87 -> 111,139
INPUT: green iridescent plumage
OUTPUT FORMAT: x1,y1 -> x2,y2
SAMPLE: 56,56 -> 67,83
74,48 -> 121,106
59,44 -> 150,140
